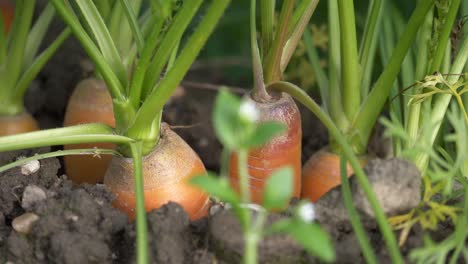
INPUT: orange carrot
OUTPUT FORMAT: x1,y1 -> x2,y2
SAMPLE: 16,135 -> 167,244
104,123 -> 210,220
301,148 -> 367,202
0,111 -> 38,136
0,0 -> 14,33
63,78 -> 115,184
229,92 -> 302,204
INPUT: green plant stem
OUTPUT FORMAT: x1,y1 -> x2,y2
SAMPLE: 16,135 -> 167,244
260,0 -> 275,60
75,0 -> 128,87
1,0 -> 35,99
23,3 -> 55,68
0,11 -> 6,64
338,0 -> 360,121
359,0 -> 383,96
125,0 -> 231,155
429,0 -> 461,73
263,0 -> 294,84
129,141 -> 149,264
118,0 -> 144,53
327,0 -> 347,133
304,30 -> 329,111
238,149 -> 251,204
0,148 -> 120,173
11,29 -> 71,112
267,81 -> 403,264
414,34 -> 468,171
280,0 -> 319,73
405,9 -> 434,149
0,123 -> 133,152
339,156 -> 377,264
49,0 -> 126,102
141,0 -> 204,99
250,0 -> 268,101
351,0 -> 434,154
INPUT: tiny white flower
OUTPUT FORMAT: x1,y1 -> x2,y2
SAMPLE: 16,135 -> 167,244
297,202 -> 315,222
239,100 -> 259,122
21,160 -> 40,175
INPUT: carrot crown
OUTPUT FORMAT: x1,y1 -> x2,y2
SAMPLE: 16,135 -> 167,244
0,1 -> 70,116
50,0 -> 231,156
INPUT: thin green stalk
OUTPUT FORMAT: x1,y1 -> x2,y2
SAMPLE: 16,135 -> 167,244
339,156 -> 377,264
338,0 -> 360,121
117,0 -> 142,59
50,0 -> 126,102
0,123 -> 133,152
244,233 -> 258,264
75,0 -> 128,87
0,148 -> 120,173
141,0 -> 204,99
128,17 -> 165,108
118,0 -> 144,53
3,0 -> 35,95
263,0 -> 294,84
304,30 -> 329,111
352,0 -> 434,154
260,0 -> 275,60
125,0 -> 231,154
251,0 -> 268,101
238,149 -> 251,204
129,141 -> 149,264
267,81 -> 403,264
23,3 -> 55,68
405,9 -> 434,149
280,0 -> 319,73
327,0 -> 347,132
11,29 -> 71,111
415,34 -> 468,171
429,0 -> 461,73
359,0 -> 383,96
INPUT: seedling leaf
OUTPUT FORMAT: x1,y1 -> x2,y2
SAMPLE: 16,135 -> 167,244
213,89 -> 242,149
262,167 -> 293,210
190,172 -> 240,205
269,219 -> 335,262
242,121 -> 286,148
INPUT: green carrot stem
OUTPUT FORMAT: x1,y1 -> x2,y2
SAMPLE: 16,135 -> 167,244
267,81 -> 403,264
304,30 -> 329,111
49,0 -> 126,102
0,124 -> 133,152
405,10 -> 433,149
125,0 -> 231,155
327,0 -> 348,133
0,148 -> 120,174
260,0 -> 275,60
141,0 -> 204,100
23,3 -> 55,68
118,0 -> 144,54
3,0 -> 35,97
429,0 -> 461,73
11,29 -> 71,112
338,0 -> 360,121
263,0 -> 294,84
351,0 -> 434,154
415,34 -> 468,172
129,141 -> 149,264
251,0 -> 268,101
280,0 -> 319,73
359,0 -> 383,96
